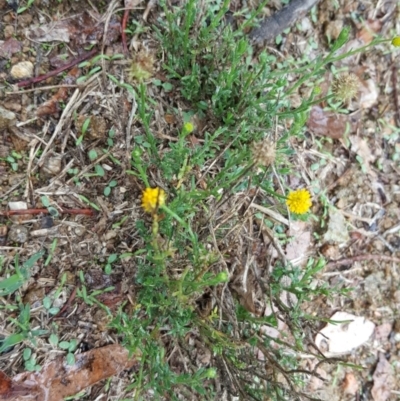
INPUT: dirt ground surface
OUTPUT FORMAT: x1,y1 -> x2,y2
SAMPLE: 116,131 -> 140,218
0,0 -> 400,400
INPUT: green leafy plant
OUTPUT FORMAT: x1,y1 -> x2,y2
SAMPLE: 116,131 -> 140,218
0,150 -> 23,172
104,179 -> 118,197
0,303 -> 47,354
23,348 -> 41,372
3,1 -> 395,400
0,251 -> 44,297
48,333 -> 78,365
16,0 -> 34,13
104,1 -> 388,398
76,117 -> 91,146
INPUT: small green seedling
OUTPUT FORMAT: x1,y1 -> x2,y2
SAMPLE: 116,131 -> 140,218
104,253 -> 118,274
23,348 -> 41,372
76,117 -> 91,146
0,251 -> 45,297
104,180 -> 118,197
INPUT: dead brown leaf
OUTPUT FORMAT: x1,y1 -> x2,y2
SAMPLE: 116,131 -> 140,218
285,221 -> 311,264
125,0 -> 143,7
307,106 -> 349,139
0,370 -> 31,400
36,67 -> 80,117
359,78 -> 379,109
10,344 -> 139,401
356,19 -> 383,45
371,353 -> 395,401
26,11 -> 120,47
374,322 -> 393,343
342,372 -> 359,396
349,135 -> 376,176
0,38 -> 22,58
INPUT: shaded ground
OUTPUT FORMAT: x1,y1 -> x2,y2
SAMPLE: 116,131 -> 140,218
0,0 -> 400,400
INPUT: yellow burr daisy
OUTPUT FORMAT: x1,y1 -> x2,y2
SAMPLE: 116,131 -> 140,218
391,36 -> 400,47
286,189 -> 312,215
141,187 -> 166,213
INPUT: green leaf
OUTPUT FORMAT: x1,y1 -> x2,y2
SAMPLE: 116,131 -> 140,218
104,186 -> 111,197
49,334 -> 59,346
23,250 -> 45,269
81,117 -> 91,134
66,353 -> 75,365
331,27 -> 350,52
0,274 -> 22,294
0,333 -> 26,353
59,341 -> 71,350
41,196 -> 50,207
95,164 -> 105,177
104,264 -> 112,275
88,149 -> 98,161
48,307 -> 60,315
162,82 -> 173,92
108,128 -> 116,138
30,329 -> 48,337
42,297 -> 52,309
23,348 -> 32,360
75,135 -> 84,146
88,66 -> 101,76
78,195 -> 100,211
25,360 -> 36,371
47,207 -> 59,217
107,254 -> 118,264
108,180 -> 118,188
69,339 -> 78,352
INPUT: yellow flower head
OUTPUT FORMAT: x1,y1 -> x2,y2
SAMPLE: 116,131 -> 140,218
141,187 -> 166,213
286,189 -> 312,215
392,36 -> 400,47
183,122 -> 194,134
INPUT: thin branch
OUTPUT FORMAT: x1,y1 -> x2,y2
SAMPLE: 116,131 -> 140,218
121,9 -> 130,54
326,254 -> 400,269
0,208 -> 96,217
17,48 -> 98,88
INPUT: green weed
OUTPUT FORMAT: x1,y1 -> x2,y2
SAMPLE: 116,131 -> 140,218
107,1 -> 388,399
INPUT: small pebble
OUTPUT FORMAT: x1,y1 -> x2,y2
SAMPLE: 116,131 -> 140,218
10,61 -> 34,79
3,25 -> 14,39
74,226 -> 85,236
8,224 -> 29,244
41,216 -> 54,229
18,13 -> 33,27
0,225 -> 8,246
3,14 -> 12,23
41,154 -> 62,176
23,286 -> 45,308
3,102 -> 22,113
104,230 -> 117,241
0,106 -> 16,130
30,227 -> 58,237
21,94 -> 30,106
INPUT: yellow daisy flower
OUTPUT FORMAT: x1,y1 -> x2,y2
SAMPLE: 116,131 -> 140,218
141,187 -> 166,213
183,122 -> 194,134
286,189 -> 312,215
392,36 -> 400,47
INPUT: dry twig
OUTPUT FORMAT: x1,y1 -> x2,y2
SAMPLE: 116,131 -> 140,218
325,254 -> 400,269
17,49 -> 98,88
0,208 -> 95,217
